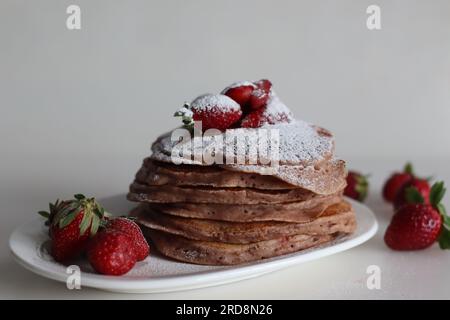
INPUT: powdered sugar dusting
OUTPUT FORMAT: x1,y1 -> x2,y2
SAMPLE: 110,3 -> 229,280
260,91 -> 294,125
272,121 -> 333,163
252,88 -> 265,98
221,81 -> 256,94
190,94 -> 240,113
265,91 -> 291,115
150,120 -> 334,168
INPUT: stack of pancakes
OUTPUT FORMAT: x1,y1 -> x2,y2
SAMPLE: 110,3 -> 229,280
128,121 -> 356,265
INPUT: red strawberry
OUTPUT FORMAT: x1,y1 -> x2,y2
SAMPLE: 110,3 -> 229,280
107,217 -> 149,261
174,94 -> 242,131
241,94 -> 293,128
248,79 -> 272,110
385,182 -> 450,250
87,230 -> 137,276
221,81 -> 255,108
382,163 -> 414,203
385,204 -> 441,250
393,178 -> 431,210
344,171 -> 369,202
38,194 -> 105,262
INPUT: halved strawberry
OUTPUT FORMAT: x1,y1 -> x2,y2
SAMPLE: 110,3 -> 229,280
241,94 -> 293,128
221,81 -> 255,108
248,79 -> 272,110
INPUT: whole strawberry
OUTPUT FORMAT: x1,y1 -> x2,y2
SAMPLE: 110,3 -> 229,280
393,177 -> 430,210
382,163 -> 414,203
174,94 -> 242,131
384,181 -> 450,250
221,81 -> 256,109
38,194 -> 105,262
87,230 -> 137,276
107,217 -> 149,261
344,171 -> 369,202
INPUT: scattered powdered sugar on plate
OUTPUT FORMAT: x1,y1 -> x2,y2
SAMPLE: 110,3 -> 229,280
127,251 -> 218,277
221,81 -> 256,93
190,94 -> 240,112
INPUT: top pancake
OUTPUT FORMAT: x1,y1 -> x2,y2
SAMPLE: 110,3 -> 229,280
150,120 -> 342,189
151,121 -> 335,166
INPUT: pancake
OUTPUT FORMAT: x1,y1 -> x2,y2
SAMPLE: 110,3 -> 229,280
135,158 -> 298,190
142,192 -> 342,222
150,121 -> 342,190
128,182 -> 336,204
223,159 -> 347,196
135,201 -> 356,244
134,158 -> 347,195
145,229 -> 343,265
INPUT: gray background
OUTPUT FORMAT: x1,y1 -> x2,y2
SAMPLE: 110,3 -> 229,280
1,0 -> 450,299
2,0 -> 450,161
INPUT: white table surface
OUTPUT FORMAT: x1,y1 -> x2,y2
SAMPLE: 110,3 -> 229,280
1,155 -> 449,299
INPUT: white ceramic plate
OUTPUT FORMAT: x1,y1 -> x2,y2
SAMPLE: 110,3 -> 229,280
9,196 -> 377,293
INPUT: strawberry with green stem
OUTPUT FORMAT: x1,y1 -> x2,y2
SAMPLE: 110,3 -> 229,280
393,177 -> 431,210
38,194 -> 106,262
382,162 -> 415,203
384,182 -> 450,250
344,171 -> 370,202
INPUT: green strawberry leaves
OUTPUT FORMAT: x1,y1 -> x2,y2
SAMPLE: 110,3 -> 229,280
437,203 -> 447,216
404,162 -> 414,175
404,181 -> 450,249
59,209 -> 79,228
90,214 -> 101,236
38,211 -> 50,218
74,194 -> 86,200
38,194 -> 107,237
354,174 -> 369,202
427,181 -> 450,249
430,182 -> 446,208
174,103 -> 195,129
405,186 -> 425,204
94,206 -> 105,218
79,212 -> 92,235
439,214 -> 450,249
38,199 -> 65,226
